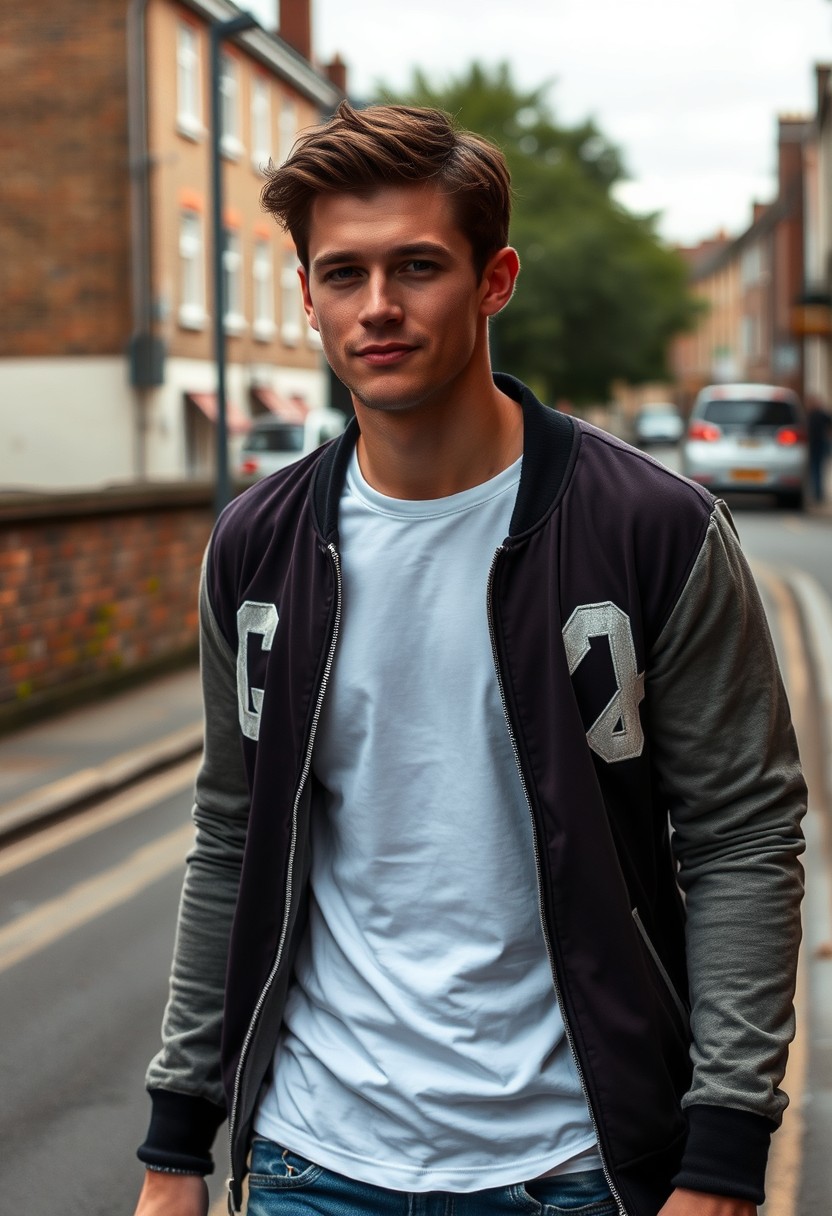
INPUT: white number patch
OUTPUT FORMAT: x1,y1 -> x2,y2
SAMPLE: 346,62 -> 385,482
562,602 -> 645,764
237,601 -> 279,741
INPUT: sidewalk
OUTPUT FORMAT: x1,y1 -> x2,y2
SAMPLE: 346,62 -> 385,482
0,666 -> 203,840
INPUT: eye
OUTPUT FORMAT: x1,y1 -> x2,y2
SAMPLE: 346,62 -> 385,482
324,266 -> 360,283
404,259 -> 437,273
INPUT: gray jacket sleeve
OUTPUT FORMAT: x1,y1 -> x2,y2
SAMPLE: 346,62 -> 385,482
144,558 -> 250,1108
645,500 -> 806,1125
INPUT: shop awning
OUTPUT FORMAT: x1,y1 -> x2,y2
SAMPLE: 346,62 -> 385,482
185,392 -> 251,435
251,385 -> 309,422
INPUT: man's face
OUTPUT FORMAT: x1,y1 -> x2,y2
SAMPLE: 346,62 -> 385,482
299,184 -> 498,416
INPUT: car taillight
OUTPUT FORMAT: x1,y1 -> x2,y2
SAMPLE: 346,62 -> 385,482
776,427 -> 805,446
688,420 -> 721,442
240,458 -> 259,474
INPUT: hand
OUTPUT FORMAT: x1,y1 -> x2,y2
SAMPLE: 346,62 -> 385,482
658,1188 -> 756,1216
133,1170 -> 209,1216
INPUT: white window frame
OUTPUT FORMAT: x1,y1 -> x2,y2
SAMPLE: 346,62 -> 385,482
278,97 -> 297,166
176,23 -> 203,140
253,239 -> 276,341
223,229 -> 246,335
741,314 -> 753,359
219,53 -> 244,160
179,210 -> 207,330
281,250 -> 302,346
251,76 -> 272,174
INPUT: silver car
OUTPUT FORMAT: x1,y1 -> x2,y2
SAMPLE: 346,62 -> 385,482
238,408 -> 347,482
632,402 -> 684,448
681,383 -> 808,510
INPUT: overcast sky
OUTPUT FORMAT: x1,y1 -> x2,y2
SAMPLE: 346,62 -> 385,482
250,0 -> 832,246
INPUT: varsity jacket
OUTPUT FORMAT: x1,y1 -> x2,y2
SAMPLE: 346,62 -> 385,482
139,375 -> 806,1216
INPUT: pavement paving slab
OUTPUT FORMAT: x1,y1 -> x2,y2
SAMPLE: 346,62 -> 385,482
0,666 -> 203,839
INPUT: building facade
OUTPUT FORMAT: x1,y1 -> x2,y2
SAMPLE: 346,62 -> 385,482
800,65 -> 832,406
0,0 -> 344,490
671,92 -> 832,415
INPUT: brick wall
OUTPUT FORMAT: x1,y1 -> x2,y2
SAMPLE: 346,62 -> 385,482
0,0 -> 131,355
0,485 -> 215,726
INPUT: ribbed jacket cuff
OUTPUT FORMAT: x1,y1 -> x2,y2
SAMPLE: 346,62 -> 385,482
672,1105 -> 776,1204
137,1088 -> 226,1176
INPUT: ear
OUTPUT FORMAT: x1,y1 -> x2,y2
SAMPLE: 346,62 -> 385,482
479,247 -> 520,318
298,265 -> 319,332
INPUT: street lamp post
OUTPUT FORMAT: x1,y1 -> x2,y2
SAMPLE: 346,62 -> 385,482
210,12 -> 257,517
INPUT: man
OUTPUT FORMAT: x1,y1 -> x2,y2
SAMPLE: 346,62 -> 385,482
134,103 -> 805,1216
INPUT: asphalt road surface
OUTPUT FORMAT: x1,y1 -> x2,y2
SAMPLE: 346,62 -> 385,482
0,468 -> 830,1215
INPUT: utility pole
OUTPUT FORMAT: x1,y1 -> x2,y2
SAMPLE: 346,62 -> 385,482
210,12 -> 257,517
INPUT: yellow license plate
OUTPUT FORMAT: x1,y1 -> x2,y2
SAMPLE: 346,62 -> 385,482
731,468 -> 766,482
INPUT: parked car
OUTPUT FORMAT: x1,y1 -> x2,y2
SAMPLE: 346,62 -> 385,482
238,408 -> 347,481
632,402 -> 684,447
681,383 -> 808,510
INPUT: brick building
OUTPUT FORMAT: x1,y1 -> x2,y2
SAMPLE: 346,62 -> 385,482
0,0 -> 344,489
800,64 -> 832,405
671,114 -> 813,410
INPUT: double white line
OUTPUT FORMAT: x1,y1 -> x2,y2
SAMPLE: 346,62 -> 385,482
0,760 -> 198,975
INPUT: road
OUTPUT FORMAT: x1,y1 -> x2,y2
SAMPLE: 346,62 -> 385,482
0,468 -> 830,1215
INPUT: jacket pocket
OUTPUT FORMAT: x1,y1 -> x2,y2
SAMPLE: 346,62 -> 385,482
632,907 -> 690,1037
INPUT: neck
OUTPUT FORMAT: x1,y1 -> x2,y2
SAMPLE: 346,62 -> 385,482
352,367 -> 523,501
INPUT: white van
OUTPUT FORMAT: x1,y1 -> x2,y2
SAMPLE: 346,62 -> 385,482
238,408 -> 347,481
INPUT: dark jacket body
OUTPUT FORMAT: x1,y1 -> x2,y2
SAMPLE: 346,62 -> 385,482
140,376 -> 806,1215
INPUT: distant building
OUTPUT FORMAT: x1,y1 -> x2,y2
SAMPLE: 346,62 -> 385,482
800,64 -> 832,406
0,0 -> 344,489
670,116 -> 809,411
671,108 -> 826,412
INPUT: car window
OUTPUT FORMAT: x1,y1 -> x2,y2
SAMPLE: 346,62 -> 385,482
246,424 -> 305,453
701,400 -> 797,427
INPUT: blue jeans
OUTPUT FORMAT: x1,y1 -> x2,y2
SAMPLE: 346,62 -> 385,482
246,1137 -> 617,1215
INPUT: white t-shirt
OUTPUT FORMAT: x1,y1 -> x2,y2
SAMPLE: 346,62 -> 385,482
254,450 -> 599,1191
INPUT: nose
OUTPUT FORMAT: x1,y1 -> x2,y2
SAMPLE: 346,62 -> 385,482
358,272 -> 403,328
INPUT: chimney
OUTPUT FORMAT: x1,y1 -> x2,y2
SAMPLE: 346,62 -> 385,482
777,114 -> 809,198
279,0 -> 312,62
325,53 -> 347,95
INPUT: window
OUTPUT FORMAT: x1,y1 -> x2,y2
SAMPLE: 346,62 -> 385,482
741,244 -> 761,288
251,77 -> 272,173
253,239 -> 276,340
741,315 -> 754,359
278,97 -> 296,165
223,230 -> 246,334
281,250 -> 302,345
220,53 -> 243,158
179,210 -> 206,329
177,24 -> 202,138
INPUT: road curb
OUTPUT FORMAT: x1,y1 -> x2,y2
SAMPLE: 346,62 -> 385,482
0,724 -> 204,843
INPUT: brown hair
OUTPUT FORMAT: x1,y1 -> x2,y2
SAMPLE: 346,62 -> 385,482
260,101 -> 512,278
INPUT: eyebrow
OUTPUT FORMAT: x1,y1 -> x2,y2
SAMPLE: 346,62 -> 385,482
311,242 -> 451,273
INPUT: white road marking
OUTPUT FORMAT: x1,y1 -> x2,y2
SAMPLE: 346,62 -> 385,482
0,759 -> 197,879
0,822 -> 192,973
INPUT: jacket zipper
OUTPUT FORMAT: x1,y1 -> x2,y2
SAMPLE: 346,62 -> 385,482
486,545 -> 629,1216
226,542 -> 343,1213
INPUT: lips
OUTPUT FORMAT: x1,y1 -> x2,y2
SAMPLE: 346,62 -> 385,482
355,344 -> 417,366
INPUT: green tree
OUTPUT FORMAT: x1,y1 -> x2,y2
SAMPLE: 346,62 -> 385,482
377,63 -> 697,405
